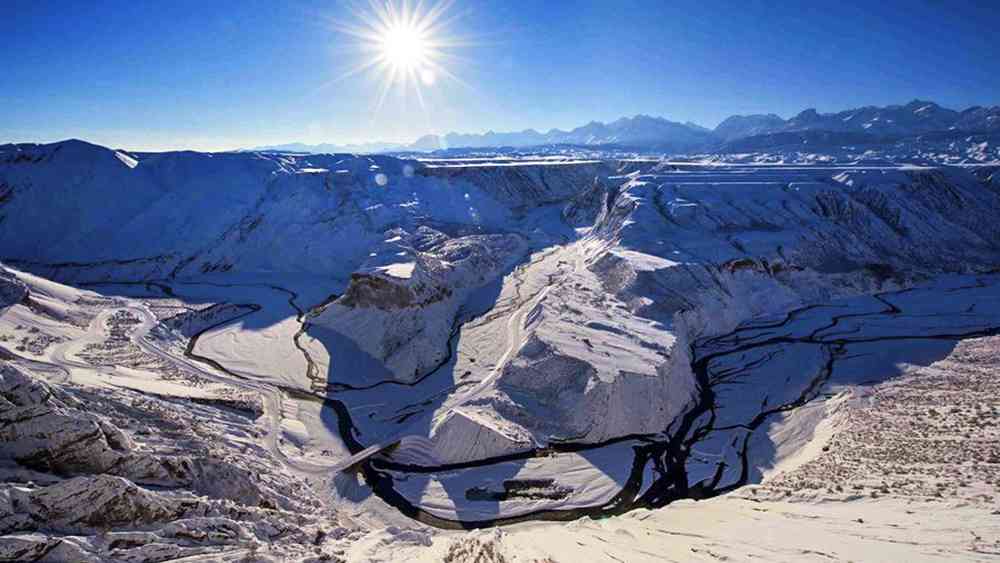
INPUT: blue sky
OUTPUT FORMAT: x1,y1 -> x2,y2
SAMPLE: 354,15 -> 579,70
3,0 -> 998,151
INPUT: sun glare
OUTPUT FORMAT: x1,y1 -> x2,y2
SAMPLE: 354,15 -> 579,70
330,0 -> 468,114
380,23 -> 428,70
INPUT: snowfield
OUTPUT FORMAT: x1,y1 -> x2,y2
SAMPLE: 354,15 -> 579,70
1,140 -> 1000,561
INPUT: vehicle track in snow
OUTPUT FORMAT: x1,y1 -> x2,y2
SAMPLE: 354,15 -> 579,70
57,279 -> 351,477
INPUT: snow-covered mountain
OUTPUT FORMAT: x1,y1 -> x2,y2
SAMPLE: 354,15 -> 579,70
433,114 -> 714,151
0,139 -> 582,281
247,101 -> 1000,155
721,100 -> 1000,140
5,140 -> 1000,465
784,100 -> 962,135
254,115 -> 717,154
248,140 -> 409,154
4,138 -> 1000,560
956,104 -> 1000,130
713,113 -> 786,141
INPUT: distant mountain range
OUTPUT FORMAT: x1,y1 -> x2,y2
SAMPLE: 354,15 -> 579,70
716,100 -> 1000,140
250,100 -> 1000,154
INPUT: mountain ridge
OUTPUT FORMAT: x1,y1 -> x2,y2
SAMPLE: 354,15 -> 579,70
249,100 -> 1000,154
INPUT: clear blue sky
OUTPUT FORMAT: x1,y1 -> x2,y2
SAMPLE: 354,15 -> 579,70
3,0 -> 998,151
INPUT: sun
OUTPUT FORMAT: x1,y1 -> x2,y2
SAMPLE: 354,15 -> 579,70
380,22 -> 429,71
330,0 -> 469,111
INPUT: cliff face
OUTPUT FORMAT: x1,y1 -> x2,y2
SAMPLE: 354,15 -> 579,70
6,140 -> 1000,500
419,163 -> 1000,463
0,267 -> 27,310
339,272 -> 452,310
0,143 -> 616,283
309,230 -> 525,385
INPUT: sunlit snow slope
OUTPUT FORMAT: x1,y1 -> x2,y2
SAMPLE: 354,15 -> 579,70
4,140 -> 1000,531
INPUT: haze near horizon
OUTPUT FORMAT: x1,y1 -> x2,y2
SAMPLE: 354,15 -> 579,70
3,0 -> 999,151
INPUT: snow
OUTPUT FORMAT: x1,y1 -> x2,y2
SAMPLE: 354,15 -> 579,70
389,441 -> 638,520
114,151 -> 138,168
4,140 -> 1000,560
415,494 -> 1000,562
421,159 -> 601,168
378,262 -> 416,279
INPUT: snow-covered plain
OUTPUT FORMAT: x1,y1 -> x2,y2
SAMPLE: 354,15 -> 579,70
2,140 -> 1000,560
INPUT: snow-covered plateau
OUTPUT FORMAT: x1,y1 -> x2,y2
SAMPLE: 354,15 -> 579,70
1,139 -> 999,561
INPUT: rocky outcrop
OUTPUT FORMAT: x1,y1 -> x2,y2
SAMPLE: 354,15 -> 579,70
339,271 -> 451,310
311,230 -> 525,384
0,360 -> 339,561
421,161 -> 613,209
562,177 -> 615,227
0,268 -> 27,311
427,164 -> 1000,462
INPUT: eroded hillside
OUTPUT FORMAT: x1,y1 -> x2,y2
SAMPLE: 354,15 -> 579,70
2,142 -> 1000,560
